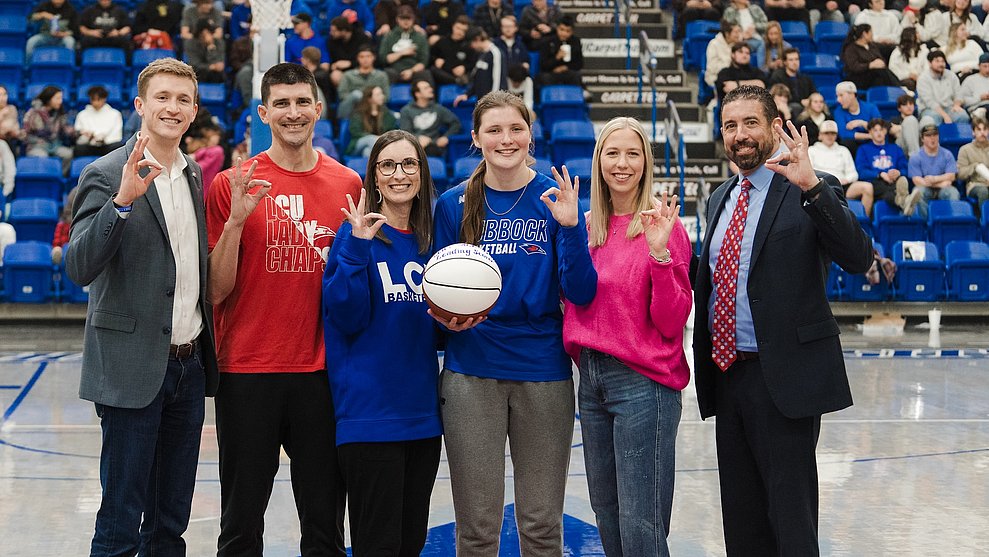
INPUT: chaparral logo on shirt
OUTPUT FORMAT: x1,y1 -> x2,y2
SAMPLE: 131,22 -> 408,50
264,194 -> 334,273
519,243 -> 547,255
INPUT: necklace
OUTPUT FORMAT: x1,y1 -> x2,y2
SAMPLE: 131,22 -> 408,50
484,180 -> 530,216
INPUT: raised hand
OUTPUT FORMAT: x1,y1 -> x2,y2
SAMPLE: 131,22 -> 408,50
340,190 -> 387,240
766,120 -> 820,191
227,157 -> 272,227
116,134 -> 163,206
541,165 -> 580,227
640,189 -> 680,257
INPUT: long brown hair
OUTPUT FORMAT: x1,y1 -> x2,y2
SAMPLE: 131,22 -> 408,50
363,130 -> 434,253
461,90 -> 534,244
356,86 -> 386,135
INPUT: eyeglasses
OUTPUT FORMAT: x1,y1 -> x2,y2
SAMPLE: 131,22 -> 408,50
376,158 -> 420,176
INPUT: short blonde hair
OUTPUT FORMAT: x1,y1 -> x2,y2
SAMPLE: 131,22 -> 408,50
137,58 -> 198,100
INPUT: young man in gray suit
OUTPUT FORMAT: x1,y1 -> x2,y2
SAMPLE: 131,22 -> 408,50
66,58 -> 219,557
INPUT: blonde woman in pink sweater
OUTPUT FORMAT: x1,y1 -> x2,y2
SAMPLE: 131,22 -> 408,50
563,117 -> 692,556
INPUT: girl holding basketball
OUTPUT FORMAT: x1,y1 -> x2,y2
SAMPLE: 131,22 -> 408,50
322,130 -> 442,555
563,117 -> 691,556
432,90 -> 597,554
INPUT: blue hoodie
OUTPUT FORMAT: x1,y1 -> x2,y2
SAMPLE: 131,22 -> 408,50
433,172 -> 597,382
322,223 -> 442,445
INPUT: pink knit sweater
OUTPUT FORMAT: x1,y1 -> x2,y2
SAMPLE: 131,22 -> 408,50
563,214 -> 693,391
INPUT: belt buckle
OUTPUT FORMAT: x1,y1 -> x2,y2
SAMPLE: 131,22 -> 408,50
171,341 -> 196,359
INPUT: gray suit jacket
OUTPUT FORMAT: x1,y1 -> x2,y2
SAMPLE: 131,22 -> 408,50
66,134 -> 219,408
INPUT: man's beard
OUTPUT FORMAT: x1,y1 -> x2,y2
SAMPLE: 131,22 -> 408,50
727,137 -> 775,173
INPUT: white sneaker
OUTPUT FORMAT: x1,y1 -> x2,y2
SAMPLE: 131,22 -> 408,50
901,188 -> 923,217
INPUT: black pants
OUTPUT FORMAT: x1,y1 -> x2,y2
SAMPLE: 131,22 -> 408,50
715,359 -> 822,557
215,372 -> 346,557
338,437 -> 442,557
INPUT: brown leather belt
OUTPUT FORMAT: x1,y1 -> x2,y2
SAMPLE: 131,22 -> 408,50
169,340 -> 199,360
736,351 -> 759,361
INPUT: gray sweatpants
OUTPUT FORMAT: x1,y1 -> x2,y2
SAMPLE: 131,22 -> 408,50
440,369 -> 575,557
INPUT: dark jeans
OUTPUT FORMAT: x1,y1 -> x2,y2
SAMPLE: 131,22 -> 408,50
338,437 -> 442,557
215,371 -> 346,557
90,350 -> 207,557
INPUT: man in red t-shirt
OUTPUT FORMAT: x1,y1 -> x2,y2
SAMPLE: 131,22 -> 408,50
206,63 -> 361,557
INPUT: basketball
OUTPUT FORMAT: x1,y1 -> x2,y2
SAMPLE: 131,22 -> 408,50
422,243 -> 502,321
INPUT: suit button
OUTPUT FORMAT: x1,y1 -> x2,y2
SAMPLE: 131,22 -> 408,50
751,298 -> 760,303
166,289 -> 174,297
162,327 -> 171,335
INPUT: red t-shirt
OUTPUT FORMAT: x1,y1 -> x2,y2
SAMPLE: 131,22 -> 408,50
207,151 -> 362,373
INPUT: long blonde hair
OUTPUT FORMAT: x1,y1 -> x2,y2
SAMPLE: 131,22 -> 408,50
947,21 -> 968,54
461,90 -> 535,245
588,117 -> 655,247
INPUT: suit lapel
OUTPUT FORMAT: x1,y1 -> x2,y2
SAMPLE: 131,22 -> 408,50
183,156 -> 209,285
749,172 -> 788,269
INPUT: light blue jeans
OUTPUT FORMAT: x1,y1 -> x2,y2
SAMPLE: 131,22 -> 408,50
578,348 -> 682,557
915,184 -> 961,219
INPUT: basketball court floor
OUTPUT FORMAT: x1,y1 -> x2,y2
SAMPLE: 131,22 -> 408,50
0,320 -> 987,556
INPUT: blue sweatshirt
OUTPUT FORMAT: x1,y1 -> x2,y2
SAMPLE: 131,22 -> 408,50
833,101 -> 881,141
322,223 -> 442,445
855,141 -> 909,181
433,172 -> 597,382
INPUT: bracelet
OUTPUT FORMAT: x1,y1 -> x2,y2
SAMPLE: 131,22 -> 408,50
649,249 -> 671,264
803,178 -> 827,200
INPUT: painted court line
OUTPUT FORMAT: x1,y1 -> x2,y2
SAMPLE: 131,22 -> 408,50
2,362 -> 47,423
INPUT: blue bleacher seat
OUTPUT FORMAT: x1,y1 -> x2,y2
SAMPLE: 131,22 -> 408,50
336,118 -> 350,156
80,48 -> 127,86
892,240 -> 945,301
14,157 -> 64,200
8,198 -> 59,242
939,122 -> 973,158
826,261 -> 844,300
844,241 -> 889,301
56,244 -> 88,303
453,156 -> 482,185
68,156 -> 98,191
198,82 -> 228,125
29,46 -> 75,92
928,200 -> 980,252
0,0 -> 33,17
427,156 -> 448,192
848,199 -> 873,237
531,158 -> 554,177
0,46 -> 24,86
1,241 -> 54,303
539,85 -> 588,129
682,20 -> 719,70
549,120 -> 596,167
438,84 -> 466,107
314,119 -> 333,141
131,48 -> 175,76
451,96 -> 475,132
531,120 -> 547,158
0,13 -> 27,48
814,21 -> 849,56
945,240 -> 989,300
74,82 -> 125,110
387,83 -> 412,112
780,21 -> 814,54
562,157 -> 593,198
874,201 -> 927,251
345,156 -> 368,179
982,200 -> 989,241
802,54 -> 842,98
445,134 -> 474,167
866,86 -> 904,119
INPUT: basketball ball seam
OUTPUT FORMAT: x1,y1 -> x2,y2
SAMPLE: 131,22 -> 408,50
421,278 -> 501,291
424,255 -> 502,279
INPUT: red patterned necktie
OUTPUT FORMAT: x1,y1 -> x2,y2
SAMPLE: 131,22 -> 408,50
712,178 -> 752,372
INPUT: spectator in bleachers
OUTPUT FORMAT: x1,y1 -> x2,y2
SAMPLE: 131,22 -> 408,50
807,0 -> 848,30
132,0 -> 182,51
795,91 -> 830,144
722,0 -> 767,53
890,93 -> 922,156
955,116 -> 989,209
473,0 -> 513,39
519,0 -> 562,50
185,20 -> 226,83
375,0 -> 421,38
855,117 -> 911,213
754,21 -> 790,73
673,0 -> 724,40
961,52 -> 989,117
762,0 -> 811,33
889,27 -> 930,90
183,124 -> 224,198
853,0 -> 900,59
422,0 -> 467,46
300,46 -> 334,118
180,0 -> 223,43
78,0 -> 132,53
230,26 -> 254,105
286,13 -> 329,70
715,42 -> 766,104
339,45 -> 390,118
496,15 -> 530,70
73,85 -> 123,158
945,21 -> 984,77
905,0 -> 952,49
841,23 -> 901,90
507,63 -> 534,110
399,79 -> 461,157
917,49 -> 970,125
907,123 -> 960,217
327,16 -> 371,89
943,0 -> 989,47
326,0 -> 376,36
704,20 -> 742,90
228,0 -> 251,42
455,28 -> 507,106
0,85 -> 20,142
431,15 -> 474,86
26,0 -> 79,58
770,83 -> 795,120
379,5 -> 430,83
347,85 -> 398,156
834,81 -> 882,152
808,119 -> 862,199
538,15 -> 584,89
50,186 -> 75,265
768,48 -> 818,116
0,137 -> 13,201
22,85 -> 74,175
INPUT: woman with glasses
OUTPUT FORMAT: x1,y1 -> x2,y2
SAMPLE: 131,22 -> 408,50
431,90 -> 597,553
322,129 -> 442,555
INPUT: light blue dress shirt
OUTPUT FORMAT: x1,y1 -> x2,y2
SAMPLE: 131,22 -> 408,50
707,160 -> 778,352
